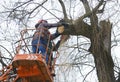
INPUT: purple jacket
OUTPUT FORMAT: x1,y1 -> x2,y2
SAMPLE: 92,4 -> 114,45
35,22 -> 61,29
32,22 -> 60,47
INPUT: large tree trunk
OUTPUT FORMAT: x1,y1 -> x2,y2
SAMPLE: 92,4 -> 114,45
90,20 -> 115,82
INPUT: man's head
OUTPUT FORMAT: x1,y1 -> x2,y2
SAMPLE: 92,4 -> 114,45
35,19 -> 48,28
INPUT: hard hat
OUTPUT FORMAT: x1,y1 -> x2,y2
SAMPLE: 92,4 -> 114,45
35,19 -> 48,28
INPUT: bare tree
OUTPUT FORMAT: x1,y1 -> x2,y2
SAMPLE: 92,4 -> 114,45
0,0 -> 120,82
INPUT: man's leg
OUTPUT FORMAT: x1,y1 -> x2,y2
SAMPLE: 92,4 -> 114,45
32,45 -> 37,53
39,46 -> 49,64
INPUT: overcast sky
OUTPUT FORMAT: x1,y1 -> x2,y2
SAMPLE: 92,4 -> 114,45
0,0 -> 120,82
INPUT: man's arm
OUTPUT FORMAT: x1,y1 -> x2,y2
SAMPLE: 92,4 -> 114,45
43,23 -> 62,28
50,32 -> 60,40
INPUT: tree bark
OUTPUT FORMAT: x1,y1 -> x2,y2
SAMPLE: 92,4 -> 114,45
89,20 -> 115,82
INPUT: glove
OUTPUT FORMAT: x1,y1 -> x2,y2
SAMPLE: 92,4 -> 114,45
58,19 -> 69,28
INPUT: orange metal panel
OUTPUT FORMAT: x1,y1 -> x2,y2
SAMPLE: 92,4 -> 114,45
12,54 -> 53,82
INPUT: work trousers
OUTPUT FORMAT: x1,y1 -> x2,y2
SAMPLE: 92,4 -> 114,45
32,39 -> 49,64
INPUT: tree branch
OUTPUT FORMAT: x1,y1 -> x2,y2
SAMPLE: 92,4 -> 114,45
80,0 -> 91,13
58,0 -> 68,20
29,0 -> 48,15
78,0 -> 105,21
8,0 -> 33,18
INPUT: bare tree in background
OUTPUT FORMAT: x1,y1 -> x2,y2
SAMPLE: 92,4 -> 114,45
0,0 -> 120,82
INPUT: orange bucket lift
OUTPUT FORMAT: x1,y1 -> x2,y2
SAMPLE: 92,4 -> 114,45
0,29 -> 59,82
